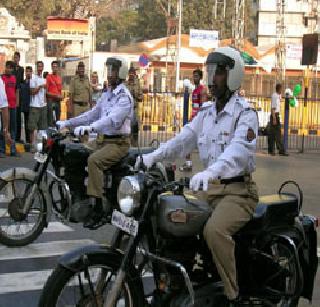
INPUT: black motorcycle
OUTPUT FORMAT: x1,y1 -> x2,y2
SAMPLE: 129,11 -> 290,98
0,129 -> 174,246
39,168 -> 318,307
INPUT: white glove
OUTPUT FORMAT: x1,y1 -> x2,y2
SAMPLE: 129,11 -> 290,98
135,154 -> 155,169
74,125 -> 93,136
190,170 -> 215,191
56,120 -> 68,130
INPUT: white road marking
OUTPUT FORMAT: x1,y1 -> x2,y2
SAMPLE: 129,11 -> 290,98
0,239 -> 95,261
0,220 -> 73,234
0,270 -> 52,294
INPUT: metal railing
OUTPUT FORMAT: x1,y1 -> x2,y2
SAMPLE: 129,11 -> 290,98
137,93 -> 320,151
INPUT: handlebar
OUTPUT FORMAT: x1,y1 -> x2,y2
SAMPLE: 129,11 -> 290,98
163,177 -> 190,192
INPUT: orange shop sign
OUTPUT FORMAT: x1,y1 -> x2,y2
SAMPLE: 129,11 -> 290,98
47,17 -> 89,40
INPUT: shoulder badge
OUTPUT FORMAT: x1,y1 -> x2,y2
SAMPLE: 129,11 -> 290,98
198,101 -> 213,112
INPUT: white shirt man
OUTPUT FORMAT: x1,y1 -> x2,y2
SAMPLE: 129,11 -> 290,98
0,78 -> 8,109
30,74 -> 46,108
271,91 -> 281,113
0,78 -> 11,157
66,83 -> 133,136
29,63 -> 48,151
143,95 -> 258,185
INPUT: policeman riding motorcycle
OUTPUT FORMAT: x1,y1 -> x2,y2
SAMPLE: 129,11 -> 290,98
139,47 -> 258,304
57,57 -> 134,228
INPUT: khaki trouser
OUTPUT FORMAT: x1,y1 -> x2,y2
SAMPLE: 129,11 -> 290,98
197,180 -> 259,300
86,136 -> 130,198
74,103 -> 90,117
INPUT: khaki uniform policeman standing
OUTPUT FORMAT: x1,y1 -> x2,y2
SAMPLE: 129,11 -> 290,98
137,47 -> 259,304
69,62 -> 92,117
57,57 -> 133,228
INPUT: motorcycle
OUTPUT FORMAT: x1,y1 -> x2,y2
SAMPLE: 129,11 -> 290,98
0,129 -> 174,246
38,166 -> 318,307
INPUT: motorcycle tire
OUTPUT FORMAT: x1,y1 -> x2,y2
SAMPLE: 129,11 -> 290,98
0,178 -> 47,246
270,241 -> 301,307
38,253 -> 145,307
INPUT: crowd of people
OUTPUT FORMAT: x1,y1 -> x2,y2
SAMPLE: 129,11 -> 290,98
0,54 -> 122,157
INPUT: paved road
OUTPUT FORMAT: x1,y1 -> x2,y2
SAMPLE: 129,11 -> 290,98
0,151 -> 319,306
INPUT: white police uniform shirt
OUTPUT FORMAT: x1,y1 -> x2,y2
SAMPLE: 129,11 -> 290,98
151,94 -> 258,179
67,83 -> 133,135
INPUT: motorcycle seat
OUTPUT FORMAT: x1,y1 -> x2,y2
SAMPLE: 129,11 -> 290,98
253,193 -> 299,219
240,193 -> 299,233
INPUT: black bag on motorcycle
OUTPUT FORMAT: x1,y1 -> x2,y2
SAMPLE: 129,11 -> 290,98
64,143 -> 91,200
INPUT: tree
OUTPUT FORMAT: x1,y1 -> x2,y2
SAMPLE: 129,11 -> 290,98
96,10 -> 139,48
2,0 -> 256,47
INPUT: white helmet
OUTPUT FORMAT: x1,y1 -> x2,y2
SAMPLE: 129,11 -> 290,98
106,57 -> 128,80
206,47 -> 244,92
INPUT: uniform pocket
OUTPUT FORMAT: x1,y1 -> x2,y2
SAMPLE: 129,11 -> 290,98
197,135 -> 209,163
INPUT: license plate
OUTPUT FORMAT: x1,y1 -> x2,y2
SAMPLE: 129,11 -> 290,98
34,152 -> 48,163
111,210 -> 139,236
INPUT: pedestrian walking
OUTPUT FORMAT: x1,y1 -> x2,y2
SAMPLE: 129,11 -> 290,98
13,51 -> 24,143
69,62 -> 92,116
19,66 -> 32,145
46,61 -> 63,127
1,61 -> 19,156
268,83 -> 288,156
0,77 -> 12,158
29,61 -> 47,153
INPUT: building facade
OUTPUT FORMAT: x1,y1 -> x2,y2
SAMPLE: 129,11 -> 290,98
257,0 -> 319,47
0,7 -> 31,72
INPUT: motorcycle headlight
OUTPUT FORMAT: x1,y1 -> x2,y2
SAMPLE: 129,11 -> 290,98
117,176 -> 141,216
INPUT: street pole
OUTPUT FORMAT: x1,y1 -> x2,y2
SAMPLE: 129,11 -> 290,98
183,84 -> 190,126
300,67 -> 309,153
283,93 -> 290,152
175,0 -> 182,93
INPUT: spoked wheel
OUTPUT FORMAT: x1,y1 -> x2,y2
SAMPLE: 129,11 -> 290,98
268,242 -> 300,307
39,255 -> 144,307
0,179 -> 46,246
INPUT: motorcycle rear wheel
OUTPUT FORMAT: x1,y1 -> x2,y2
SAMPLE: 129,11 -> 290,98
271,242 -> 300,307
0,178 -> 47,246
38,254 -> 145,307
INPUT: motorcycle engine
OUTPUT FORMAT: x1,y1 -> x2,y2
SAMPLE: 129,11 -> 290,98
64,143 -> 91,200
157,237 -> 198,291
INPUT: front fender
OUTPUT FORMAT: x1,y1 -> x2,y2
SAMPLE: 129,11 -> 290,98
59,244 -> 125,273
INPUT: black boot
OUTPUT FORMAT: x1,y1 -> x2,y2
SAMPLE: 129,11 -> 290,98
83,198 -> 105,229
70,198 -> 93,223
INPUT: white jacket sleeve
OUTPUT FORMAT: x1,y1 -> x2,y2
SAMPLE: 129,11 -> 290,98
91,93 -> 131,132
148,118 -> 199,162
207,109 -> 258,179
67,101 -> 101,127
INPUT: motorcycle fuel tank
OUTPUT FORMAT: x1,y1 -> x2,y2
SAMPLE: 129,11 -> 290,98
157,193 -> 211,237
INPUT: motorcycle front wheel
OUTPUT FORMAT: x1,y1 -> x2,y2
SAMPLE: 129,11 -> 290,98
38,254 -> 145,307
0,178 -> 47,246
